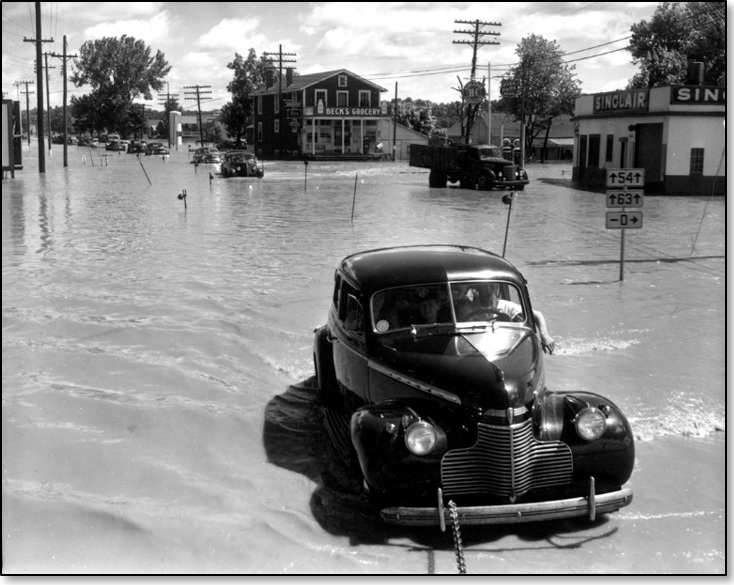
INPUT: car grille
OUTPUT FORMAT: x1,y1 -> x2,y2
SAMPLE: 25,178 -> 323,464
503,164 -> 516,179
441,419 -> 572,500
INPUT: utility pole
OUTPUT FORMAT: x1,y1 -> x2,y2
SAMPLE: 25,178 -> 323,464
263,45 -> 296,159
158,83 -> 180,148
15,81 -> 34,146
183,84 -> 212,146
43,52 -> 55,152
49,36 -> 77,167
24,1 -> 53,173
453,19 -> 500,144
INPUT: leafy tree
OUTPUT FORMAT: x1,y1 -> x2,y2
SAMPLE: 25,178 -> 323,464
495,34 -> 580,162
70,35 -> 170,136
220,49 -> 274,145
393,98 -> 440,137
627,2 -> 726,88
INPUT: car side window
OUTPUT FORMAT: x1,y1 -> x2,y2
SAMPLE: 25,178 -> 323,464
338,281 -> 363,335
344,294 -> 364,333
333,273 -> 342,308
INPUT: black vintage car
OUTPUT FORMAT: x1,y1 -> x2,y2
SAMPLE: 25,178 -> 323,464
221,150 -> 264,178
313,245 -> 634,528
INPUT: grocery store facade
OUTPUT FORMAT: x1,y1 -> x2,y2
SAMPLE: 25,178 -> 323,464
250,69 -> 394,159
572,84 -> 725,195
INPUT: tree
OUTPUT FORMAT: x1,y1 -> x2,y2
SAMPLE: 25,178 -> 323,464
220,49 -> 274,145
70,35 -> 171,136
495,34 -> 580,162
627,2 -> 726,88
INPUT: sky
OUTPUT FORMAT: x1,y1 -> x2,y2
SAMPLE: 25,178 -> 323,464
2,2 -> 674,112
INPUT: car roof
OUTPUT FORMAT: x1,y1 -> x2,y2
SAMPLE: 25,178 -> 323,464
339,245 -> 526,294
225,150 -> 252,156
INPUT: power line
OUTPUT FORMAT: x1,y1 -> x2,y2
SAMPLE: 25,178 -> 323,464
183,84 -> 212,146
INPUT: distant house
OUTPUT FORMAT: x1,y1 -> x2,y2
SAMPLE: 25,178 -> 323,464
446,112 -> 575,161
250,69 -> 396,159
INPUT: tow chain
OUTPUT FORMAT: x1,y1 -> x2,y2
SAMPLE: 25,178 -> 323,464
448,500 -> 466,574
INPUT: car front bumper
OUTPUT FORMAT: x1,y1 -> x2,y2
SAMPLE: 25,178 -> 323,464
380,485 -> 633,527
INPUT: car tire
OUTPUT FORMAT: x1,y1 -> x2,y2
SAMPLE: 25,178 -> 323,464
314,326 -> 340,408
476,171 -> 495,191
429,171 -> 447,188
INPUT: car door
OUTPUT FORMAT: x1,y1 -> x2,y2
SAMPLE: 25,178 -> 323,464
331,278 -> 369,409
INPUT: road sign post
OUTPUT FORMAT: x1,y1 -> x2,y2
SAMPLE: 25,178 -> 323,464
606,169 -> 645,281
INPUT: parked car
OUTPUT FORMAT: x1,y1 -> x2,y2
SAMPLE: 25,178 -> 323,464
191,146 -> 222,164
105,139 -> 127,152
313,245 -> 634,529
127,139 -> 147,154
145,142 -> 169,156
220,150 -> 264,178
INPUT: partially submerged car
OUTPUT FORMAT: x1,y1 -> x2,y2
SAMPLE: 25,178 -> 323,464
145,142 -> 169,156
221,150 -> 264,178
313,245 -> 634,529
191,146 -> 222,164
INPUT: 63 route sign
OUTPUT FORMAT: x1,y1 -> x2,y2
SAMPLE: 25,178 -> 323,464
607,189 -> 644,208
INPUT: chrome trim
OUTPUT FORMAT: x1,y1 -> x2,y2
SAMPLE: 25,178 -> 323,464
380,487 -> 633,526
368,360 -> 461,404
483,406 -> 528,419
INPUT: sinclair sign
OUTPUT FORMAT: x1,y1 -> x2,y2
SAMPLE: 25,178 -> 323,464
671,86 -> 726,105
593,89 -> 649,113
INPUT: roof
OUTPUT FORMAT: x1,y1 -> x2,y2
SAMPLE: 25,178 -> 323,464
338,245 -> 524,295
251,69 -> 388,97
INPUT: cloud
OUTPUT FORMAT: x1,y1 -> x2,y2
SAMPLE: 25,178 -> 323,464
197,18 -> 268,51
82,10 -> 171,45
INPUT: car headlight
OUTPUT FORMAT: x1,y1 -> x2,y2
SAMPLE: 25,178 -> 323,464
404,421 -> 438,455
575,407 -> 607,440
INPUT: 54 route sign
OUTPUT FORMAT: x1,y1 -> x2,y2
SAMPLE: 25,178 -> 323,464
606,168 -> 645,188
606,211 -> 643,229
607,189 -> 644,208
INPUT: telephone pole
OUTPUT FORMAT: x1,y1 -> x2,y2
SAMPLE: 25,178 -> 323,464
49,36 -> 78,167
43,52 -> 55,152
158,83 -> 180,148
453,19 -> 500,144
24,1 -> 53,172
14,81 -> 34,146
183,84 -> 212,146
263,45 -> 296,159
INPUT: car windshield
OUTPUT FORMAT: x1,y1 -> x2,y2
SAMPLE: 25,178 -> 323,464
372,281 -> 527,333
476,146 -> 504,160
227,153 -> 251,162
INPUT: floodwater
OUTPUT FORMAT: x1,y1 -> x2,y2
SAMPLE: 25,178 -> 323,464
2,143 -> 726,575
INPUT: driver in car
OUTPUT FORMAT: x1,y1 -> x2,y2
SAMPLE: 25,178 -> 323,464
454,284 -> 555,354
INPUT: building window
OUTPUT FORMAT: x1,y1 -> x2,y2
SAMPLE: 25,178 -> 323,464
359,90 -> 371,108
274,95 -> 279,115
338,75 -> 347,87
337,91 -> 348,107
274,119 -> 280,134
605,134 -> 614,162
587,134 -> 601,168
257,122 -> 262,143
315,89 -> 327,110
257,96 -> 262,115
690,148 -> 704,174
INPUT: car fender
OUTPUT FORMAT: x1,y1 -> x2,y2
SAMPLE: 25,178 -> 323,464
534,389 -> 635,488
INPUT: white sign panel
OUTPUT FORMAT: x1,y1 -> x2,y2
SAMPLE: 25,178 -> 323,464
606,169 -> 645,188
606,211 -> 643,229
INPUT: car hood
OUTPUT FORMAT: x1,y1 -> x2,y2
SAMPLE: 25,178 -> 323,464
373,327 -> 541,411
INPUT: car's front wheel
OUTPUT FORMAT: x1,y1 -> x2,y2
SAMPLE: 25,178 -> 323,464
314,326 -> 340,408
476,171 -> 495,190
